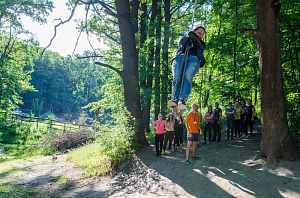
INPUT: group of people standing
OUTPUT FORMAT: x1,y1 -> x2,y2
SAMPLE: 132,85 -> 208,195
152,99 -> 256,165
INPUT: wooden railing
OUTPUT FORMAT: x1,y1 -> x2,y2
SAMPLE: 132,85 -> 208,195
0,112 -> 96,132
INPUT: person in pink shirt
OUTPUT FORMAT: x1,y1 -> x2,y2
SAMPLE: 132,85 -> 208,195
203,105 -> 214,144
152,113 -> 167,157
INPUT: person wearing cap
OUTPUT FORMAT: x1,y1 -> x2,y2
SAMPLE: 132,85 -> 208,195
152,113 -> 166,157
162,113 -> 175,154
225,102 -> 235,139
185,103 -> 202,164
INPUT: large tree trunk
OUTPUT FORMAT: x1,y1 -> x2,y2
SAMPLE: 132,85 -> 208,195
154,0 -> 162,119
161,0 -> 171,117
115,0 -> 148,145
242,0 -> 299,164
141,0 -> 157,132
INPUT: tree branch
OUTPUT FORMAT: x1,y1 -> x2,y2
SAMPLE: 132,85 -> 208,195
79,0 -> 118,18
95,61 -> 122,75
42,0 -> 80,54
237,29 -> 260,39
76,55 -> 103,59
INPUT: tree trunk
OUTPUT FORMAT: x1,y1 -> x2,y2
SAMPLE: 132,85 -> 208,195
161,0 -> 171,118
115,0 -> 148,145
141,0 -> 157,132
244,0 -> 299,164
154,0 -> 162,119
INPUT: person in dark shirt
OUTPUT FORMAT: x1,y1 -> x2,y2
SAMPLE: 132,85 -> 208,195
212,102 -> 222,142
244,99 -> 255,136
168,26 -> 206,110
225,102 -> 235,139
240,100 -> 247,136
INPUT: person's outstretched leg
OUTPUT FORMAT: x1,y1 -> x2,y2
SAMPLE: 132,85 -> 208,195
179,56 -> 200,109
170,55 -> 185,106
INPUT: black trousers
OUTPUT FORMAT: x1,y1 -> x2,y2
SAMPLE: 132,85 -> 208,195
174,126 -> 183,145
245,118 -> 253,135
213,121 -> 221,142
234,119 -> 241,136
204,122 -> 213,141
163,131 -> 174,151
155,134 -> 164,154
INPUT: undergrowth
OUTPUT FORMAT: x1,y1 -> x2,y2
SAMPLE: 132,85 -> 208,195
65,110 -> 137,177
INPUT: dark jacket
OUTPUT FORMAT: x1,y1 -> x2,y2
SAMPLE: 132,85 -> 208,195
172,31 -> 206,67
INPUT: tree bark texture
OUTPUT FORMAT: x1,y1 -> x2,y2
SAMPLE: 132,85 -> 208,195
161,0 -> 171,117
253,0 -> 299,164
115,0 -> 148,145
154,0 -> 162,119
141,0 -> 157,132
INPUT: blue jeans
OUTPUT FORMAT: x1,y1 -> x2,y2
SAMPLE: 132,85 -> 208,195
226,119 -> 234,139
172,55 -> 200,102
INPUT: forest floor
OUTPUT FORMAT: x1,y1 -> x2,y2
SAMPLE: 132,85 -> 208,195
1,125 -> 300,198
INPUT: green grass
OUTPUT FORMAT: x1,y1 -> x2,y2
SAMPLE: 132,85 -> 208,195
0,122 -> 57,158
65,143 -> 112,177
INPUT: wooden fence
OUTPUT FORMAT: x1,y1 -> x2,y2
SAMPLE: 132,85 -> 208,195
0,112 -> 96,132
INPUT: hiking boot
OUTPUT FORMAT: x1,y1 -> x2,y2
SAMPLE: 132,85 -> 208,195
186,160 -> 192,165
168,99 -> 178,108
167,150 -> 171,154
178,99 -> 186,109
161,150 -> 166,155
171,106 -> 181,117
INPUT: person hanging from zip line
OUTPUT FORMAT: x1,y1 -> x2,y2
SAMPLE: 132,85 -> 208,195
168,25 -> 206,112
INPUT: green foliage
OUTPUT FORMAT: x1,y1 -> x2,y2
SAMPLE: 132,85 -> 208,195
286,93 -> 300,142
0,0 -> 54,113
66,108 -> 136,177
20,51 -> 106,117
0,122 -> 56,158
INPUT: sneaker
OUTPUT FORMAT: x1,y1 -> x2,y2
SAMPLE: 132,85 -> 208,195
207,141 -> 210,144
202,141 -> 207,144
161,151 -> 166,155
167,150 -> 171,154
172,149 -> 177,152
178,99 -> 186,109
180,149 -> 183,153
186,160 -> 192,165
192,156 -> 200,160
168,100 -> 178,108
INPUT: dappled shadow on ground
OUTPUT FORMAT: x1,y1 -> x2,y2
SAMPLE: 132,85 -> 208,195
134,132 -> 300,198
2,122 -> 300,198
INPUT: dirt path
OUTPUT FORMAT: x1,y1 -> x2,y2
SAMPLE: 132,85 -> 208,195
2,131 -> 300,197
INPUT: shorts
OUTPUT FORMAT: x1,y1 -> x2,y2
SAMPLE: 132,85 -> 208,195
188,132 -> 199,142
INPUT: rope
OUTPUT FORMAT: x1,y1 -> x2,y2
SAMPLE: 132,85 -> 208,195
191,0 -> 198,29
171,0 -> 197,102
171,44 -> 189,100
